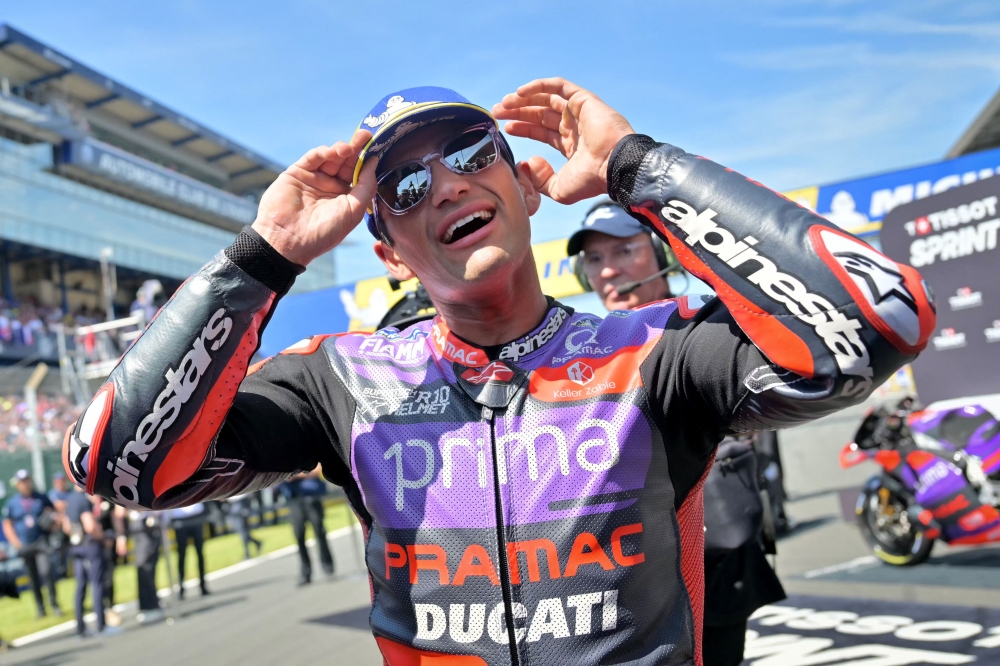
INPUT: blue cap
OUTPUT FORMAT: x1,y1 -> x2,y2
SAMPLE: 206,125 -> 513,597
566,202 -> 647,255
353,86 -> 509,238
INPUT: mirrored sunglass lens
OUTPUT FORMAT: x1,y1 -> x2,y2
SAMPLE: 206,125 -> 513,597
443,129 -> 497,173
380,163 -> 429,211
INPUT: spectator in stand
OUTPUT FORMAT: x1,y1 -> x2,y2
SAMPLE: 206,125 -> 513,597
278,466 -> 334,586
1,469 -> 62,618
0,393 -> 82,453
169,503 -> 210,599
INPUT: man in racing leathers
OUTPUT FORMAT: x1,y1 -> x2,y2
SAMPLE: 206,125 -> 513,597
63,79 -> 935,666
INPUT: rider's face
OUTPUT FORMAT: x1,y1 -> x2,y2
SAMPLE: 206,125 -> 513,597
373,122 -> 539,297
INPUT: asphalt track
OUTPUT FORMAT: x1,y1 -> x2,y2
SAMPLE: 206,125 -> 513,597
9,398 -> 1000,664
9,509 -> 1000,665
5,528 -> 384,665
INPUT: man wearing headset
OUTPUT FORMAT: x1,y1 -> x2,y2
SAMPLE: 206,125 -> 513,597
64,78 -> 935,666
569,203 -> 786,666
568,200 -> 677,311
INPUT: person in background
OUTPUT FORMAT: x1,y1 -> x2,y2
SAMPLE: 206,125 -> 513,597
567,199 -> 674,311
47,472 -> 73,581
168,503 -> 209,599
63,486 -> 119,637
131,510 -> 165,625
226,494 -> 262,560
569,203 -> 785,666
278,466 -> 334,586
94,500 -> 127,626
1,469 -> 62,618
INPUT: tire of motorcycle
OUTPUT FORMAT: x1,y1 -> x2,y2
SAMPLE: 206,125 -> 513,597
856,487 -> 935,566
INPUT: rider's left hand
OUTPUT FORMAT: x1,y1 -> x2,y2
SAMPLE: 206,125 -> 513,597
493,77 -> 634,205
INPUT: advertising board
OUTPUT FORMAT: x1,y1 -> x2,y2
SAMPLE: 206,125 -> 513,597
881,178 -> 1000,404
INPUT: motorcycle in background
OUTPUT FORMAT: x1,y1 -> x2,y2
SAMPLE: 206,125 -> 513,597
840,397 -> 1000,565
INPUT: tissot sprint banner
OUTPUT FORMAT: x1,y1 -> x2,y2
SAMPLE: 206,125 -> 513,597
881,177 -> 1000,404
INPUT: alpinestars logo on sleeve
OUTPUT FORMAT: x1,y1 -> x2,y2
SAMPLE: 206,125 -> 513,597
108,308 -> 233,509
661,200 -> 874,397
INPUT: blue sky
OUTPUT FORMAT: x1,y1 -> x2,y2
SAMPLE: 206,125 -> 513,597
5,1 -> 1000,282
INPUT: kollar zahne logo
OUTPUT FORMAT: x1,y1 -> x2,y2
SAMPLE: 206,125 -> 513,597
986,320 -> 1000,343
931,327 -> 967,351
948,286 -> 983,311
567,361 -> 595,386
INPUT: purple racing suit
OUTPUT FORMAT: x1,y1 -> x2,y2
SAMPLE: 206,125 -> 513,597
63,135 -> 936,666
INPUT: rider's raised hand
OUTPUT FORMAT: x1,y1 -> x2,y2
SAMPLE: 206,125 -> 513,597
252,129 -> 378,266
492,77 -> 634,205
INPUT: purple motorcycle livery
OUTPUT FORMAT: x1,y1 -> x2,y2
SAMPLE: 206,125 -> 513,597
841,397 -> 1000,565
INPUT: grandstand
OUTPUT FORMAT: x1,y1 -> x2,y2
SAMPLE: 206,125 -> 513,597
0,24 -> 337,374
0,24 -> 342,461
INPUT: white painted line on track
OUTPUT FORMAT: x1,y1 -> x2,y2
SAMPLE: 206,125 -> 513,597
11,524 -> 363,648
801,555 -> 878,579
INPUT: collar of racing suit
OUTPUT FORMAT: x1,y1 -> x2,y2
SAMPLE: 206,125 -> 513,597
428,298 -> 574,368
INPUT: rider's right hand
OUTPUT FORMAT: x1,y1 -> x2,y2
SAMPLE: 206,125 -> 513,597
251,129 -> 378,267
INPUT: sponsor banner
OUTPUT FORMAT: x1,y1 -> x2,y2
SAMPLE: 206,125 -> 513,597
881,177 -> 1000,403
60,137 -> 259,225
749,595 -> 1000,664
798,146 -> 1000,238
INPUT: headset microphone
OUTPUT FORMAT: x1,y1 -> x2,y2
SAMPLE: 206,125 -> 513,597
613,267 -> 672,296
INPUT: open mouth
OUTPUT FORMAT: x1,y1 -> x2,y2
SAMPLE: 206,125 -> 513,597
442,209 -> 495,245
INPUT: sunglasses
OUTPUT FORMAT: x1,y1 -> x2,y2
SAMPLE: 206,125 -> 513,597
375,124 -> 504,215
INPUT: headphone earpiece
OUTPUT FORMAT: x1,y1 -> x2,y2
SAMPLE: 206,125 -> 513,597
572,253 -> 593,293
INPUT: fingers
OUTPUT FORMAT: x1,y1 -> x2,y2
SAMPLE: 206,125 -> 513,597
496,77 -> 583,111
523,156 -> 557,200
503,121 -> 563,152
346,155 -> 379,216
494,92 -> 568,114
293,128 -> 373,187
491,106 -> 562,129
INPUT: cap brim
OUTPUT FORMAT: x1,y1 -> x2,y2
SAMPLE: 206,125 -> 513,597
353,102 -> 497,186
567,219 -> 647,256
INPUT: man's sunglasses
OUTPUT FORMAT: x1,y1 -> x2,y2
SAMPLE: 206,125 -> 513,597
375,124 -> 505,215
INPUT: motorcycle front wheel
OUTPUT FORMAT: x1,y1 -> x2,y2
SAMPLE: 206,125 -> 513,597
856,484 -> 935,566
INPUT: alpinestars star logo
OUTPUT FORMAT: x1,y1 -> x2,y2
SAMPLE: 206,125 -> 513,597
834,251 -> 918,315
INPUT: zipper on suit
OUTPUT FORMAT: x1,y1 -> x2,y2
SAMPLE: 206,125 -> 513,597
485,405 -> 520,665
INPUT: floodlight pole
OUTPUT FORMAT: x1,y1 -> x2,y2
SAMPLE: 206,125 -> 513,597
99,247 -> 117,321
25,362 -> 49,491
